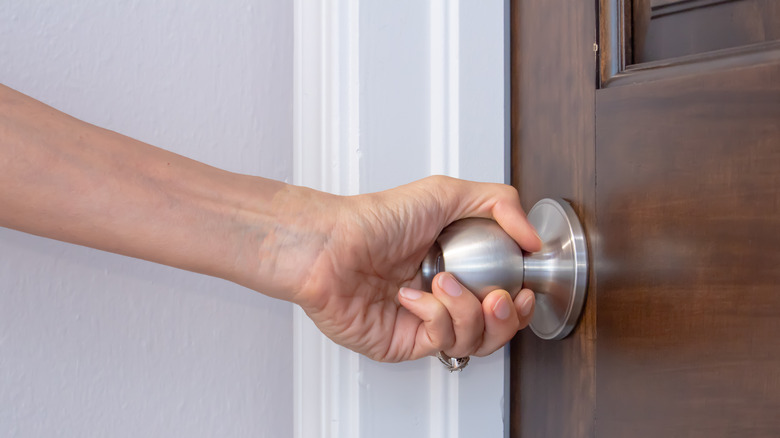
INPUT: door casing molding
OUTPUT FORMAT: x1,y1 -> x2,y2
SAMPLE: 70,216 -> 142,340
293,1 -> 510,437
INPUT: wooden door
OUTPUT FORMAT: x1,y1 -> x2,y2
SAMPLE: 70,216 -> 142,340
509,1 -> 780,437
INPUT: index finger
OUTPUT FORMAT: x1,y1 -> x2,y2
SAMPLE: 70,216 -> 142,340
445,178 -> 542,252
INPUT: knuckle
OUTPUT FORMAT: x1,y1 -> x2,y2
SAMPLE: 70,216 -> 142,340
503,182 -> 519,194
497,183 -> 519,199
425,174 -> 452,188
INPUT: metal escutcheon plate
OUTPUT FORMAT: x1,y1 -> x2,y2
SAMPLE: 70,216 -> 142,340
525,198 -> 588,340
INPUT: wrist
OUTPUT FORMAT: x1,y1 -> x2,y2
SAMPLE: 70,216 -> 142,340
226,179 -> 342,302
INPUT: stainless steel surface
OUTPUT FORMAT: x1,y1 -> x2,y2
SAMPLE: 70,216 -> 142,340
525,198 -> 588,340
422,218 -> 525,300
421,198 -> 588,340
421,242 -> 444,293
436,351 -> 470,372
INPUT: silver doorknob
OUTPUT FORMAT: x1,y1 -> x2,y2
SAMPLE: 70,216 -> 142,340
421,198 -> 588,340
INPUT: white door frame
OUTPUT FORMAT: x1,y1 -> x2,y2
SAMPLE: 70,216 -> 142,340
293,1 -> 511,436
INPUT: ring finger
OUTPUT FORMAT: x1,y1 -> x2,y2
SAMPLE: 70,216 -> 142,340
431,272 -> 485,358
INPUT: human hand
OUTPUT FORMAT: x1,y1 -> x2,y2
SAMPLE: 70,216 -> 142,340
290,176 -> 542,362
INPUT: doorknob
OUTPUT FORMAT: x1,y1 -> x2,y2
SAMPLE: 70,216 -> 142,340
421,198 -> 588,340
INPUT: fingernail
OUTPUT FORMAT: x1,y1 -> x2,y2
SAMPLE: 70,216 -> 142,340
438,274 -> 462,297
399,287 -> 423,300
531,226 -> 542,243
493,296 -> 511,320
519,293 -> 534,317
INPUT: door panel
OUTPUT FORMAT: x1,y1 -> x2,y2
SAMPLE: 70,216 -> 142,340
511,0 -> 780,436
597,55 -> 780,436
633,0 -> 780,63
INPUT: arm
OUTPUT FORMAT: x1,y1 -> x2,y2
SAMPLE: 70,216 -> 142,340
0,84 -> 541,362
0,83 -> 313,300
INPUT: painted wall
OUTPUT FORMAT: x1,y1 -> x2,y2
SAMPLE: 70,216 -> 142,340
0,1 -> 293,436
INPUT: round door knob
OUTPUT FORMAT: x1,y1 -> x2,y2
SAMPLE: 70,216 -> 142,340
421,198 -> 588,340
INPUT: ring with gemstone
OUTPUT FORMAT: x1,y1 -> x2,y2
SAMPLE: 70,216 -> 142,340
436,351 -> 470,372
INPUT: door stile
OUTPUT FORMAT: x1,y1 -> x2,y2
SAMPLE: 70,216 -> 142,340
509,1 -> 599,437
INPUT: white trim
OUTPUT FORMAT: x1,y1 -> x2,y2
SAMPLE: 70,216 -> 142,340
428,2 -> 461,437
429,0 -> 460,178
293,1 -> 361,437
294,1 -> 510,437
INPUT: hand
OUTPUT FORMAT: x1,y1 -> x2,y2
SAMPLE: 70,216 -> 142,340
292,176 -> 542,362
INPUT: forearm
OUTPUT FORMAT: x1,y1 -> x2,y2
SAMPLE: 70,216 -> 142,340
0,84 -> 331,300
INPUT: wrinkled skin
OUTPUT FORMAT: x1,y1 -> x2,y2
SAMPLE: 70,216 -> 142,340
291,176 -> 541,362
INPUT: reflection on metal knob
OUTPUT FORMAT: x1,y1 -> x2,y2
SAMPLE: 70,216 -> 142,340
421,198 -> 588,340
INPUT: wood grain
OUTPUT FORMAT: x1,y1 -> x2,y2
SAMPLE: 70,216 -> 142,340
635,0 -> 780,63
513,1 -> 780,437
509,1 -> 597,436
599,0 -> 633,84
595,52 -> 780,437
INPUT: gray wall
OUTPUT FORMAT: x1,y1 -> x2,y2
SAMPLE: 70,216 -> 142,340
0,1 -> 293,436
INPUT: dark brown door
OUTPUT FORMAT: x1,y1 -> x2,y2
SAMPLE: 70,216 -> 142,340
509,1 -> 780,437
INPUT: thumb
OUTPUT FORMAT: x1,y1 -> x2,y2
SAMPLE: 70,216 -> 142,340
440,177 -> 542,252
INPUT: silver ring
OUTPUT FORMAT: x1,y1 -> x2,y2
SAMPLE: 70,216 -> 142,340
436,351 -> 470,372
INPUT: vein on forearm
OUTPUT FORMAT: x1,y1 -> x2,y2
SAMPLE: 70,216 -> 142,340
0,85 -> 265,286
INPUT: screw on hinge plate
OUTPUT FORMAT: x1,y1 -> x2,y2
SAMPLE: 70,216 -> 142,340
593,43 -> 599,53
